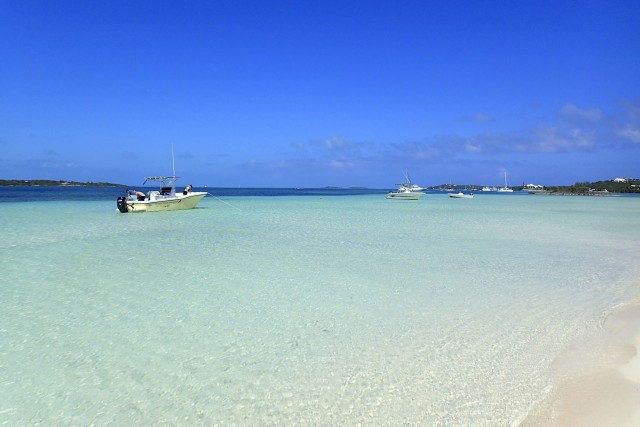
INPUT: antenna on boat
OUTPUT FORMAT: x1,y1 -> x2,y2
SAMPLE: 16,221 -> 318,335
171,144 -> 176,177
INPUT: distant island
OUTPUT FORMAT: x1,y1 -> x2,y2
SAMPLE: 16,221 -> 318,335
322,186 -> 370,189
0,179 -> 125,187
427,178 -> 640,194
1,178 -> 639,193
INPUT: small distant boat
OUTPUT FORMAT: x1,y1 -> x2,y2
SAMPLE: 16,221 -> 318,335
497,171 -> 513,192
481,186 -> 497,192
402,169 -> 426,192
387,187 -> 423,200
449,192 -> 474,199
408,184 -> 426,192
116,147 -> 207,213
387,170 -> 424,200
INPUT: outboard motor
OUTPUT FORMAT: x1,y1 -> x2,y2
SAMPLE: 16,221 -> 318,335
117,196 -> 128,213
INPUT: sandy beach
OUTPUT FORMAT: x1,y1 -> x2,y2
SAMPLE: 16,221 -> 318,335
522,302 -> 640,426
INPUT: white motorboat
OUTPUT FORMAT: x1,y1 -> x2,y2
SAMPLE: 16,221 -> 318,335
387,170 -> 424,200
116,147 -> 207,213
387,187 -> 423,200
449,192 -> 474,199
399,169 -> 426,192
408,184 -> 426,192
117,177 -> 207,213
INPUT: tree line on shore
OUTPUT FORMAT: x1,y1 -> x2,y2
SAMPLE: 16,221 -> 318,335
545,179 -> 639,194
429,179 -> 640,194
0,179 -> 125,187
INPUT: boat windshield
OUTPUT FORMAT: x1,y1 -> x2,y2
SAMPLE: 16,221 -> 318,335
143,176 -> 179,188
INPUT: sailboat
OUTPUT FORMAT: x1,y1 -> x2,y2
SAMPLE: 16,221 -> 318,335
497,171 -> 513,192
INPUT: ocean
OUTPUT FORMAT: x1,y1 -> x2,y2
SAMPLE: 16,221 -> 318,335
1,187 -> 639,425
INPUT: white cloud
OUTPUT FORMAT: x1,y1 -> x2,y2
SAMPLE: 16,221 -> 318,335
531,127 -> 595,152
473,112 -> 493,123
243,158 -> 291,170
326,159 -> 356,168
316,136 -> 349,150
464,143 -> 482,153
617,125 -> 640,144
239,101 -> 635,178
620,100 -> 640,119
559,104 -> 603,122
533,129 -> 563,152
41,161 -> 76,168
569,129 -> 596,148
292,141 -> 306,150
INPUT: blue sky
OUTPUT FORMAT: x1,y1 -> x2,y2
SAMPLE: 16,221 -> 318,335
1,0 -> 639,188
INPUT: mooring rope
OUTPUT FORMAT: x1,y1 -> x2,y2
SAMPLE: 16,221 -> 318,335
207,192 -> 241,210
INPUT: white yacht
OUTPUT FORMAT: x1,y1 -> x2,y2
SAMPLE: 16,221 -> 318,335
387,171 -> 424,200
408,184 -> 426,192
387,186 -> 423,200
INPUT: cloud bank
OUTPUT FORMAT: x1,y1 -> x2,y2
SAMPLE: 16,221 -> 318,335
246,101 -> 640,173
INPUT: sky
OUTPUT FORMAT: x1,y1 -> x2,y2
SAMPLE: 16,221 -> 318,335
1,0 -> 639,188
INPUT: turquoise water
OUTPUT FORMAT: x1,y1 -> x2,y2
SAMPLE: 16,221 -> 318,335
1,190 -> 639,425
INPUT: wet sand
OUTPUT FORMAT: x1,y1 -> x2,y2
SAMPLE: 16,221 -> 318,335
522,303 -> 640,426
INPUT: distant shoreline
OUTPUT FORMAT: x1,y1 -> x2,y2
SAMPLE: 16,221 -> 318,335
0,180 -> 125,187
1,179 -> 638,194
536,191 -> 619,197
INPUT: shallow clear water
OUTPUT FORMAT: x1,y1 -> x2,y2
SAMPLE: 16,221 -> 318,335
1,189 -> 639,425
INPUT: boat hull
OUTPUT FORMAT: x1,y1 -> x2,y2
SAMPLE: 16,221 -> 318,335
124,192 -> 206,213
449,192 -> 474,198
386,191 -> 423,200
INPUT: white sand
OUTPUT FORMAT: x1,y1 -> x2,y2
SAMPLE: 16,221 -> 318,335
522,303 -> 640,426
